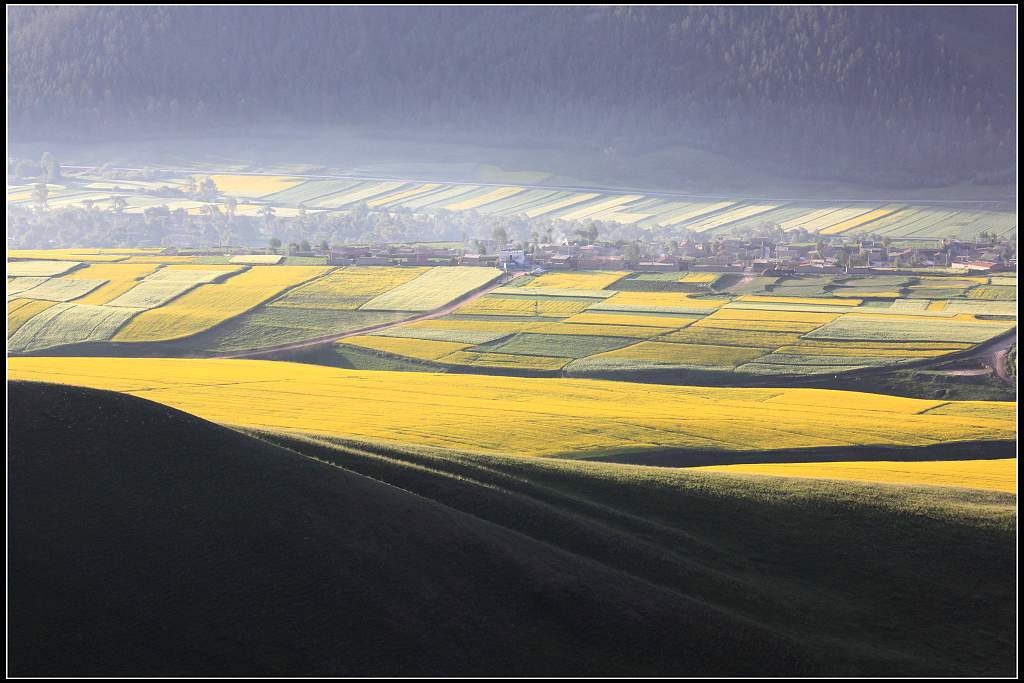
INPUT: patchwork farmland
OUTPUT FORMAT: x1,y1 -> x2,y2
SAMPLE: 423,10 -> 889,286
7,256 -> 1015,385
7,172 -> 1016,240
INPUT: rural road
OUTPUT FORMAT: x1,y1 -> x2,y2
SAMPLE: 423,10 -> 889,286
59,164 -> 1013,206
924,330 -> 1017,383
216,271 -> 520,360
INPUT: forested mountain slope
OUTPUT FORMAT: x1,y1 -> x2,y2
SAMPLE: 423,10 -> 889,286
7,6 -> 1015,187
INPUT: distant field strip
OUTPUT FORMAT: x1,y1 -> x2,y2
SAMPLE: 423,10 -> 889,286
524,193 -> 600,218
8,358 -> 1014,458
366,184 -> 442,208
557,195 -> 644,221
695,459 -> 1016,493
311,181 -> 407,209
208,175 -> 302,197
817,205 -> 905,235
656,201 -> 736,227
442,186 -> 524,211
683,203 -> 781,233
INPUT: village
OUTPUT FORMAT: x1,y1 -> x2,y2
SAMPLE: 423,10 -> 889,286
322,232 -> 1017,276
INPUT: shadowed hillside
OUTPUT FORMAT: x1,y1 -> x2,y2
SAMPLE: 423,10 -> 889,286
8,382 -> 1016,675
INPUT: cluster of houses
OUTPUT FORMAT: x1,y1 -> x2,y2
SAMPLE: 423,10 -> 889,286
270,235 -> 1016,276
461,237 -> 1017,275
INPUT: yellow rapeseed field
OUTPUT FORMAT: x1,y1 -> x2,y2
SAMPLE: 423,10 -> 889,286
602,291 -> 729,309
710,308 -> 840,324
694,459 -> 1016,493
677,272 -> 720,283
524,322 -> 670,338
207,174 -> 303,196
774,345 -> 954,358
439,351 -> 569,371
113,266 -> 326,342
7,260 -> 84,277
406,319 -> 540,334
8,357 -> 1013,459
590,341 -> 769,367
565,312 -> 697,328
457,297 -> 591,317
526,271 -> 629,290
340,335 -> 471,361
692,317 -> 827,333
738,295 -> 863,306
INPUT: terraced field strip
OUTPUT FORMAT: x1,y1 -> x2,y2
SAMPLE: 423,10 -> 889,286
442,186 -> 524,211
397,185 -> 482,210
591,211 -> 652,224
365,183 -> 443,208
524,193 -> 601,218
557,195 -> 645,221
818,204 -> 905,235
683,203 -> 782,233
260,179 -> 364,205
656,201 -> 736,227
8,357 -> 1014,458
795,206 -> 884,233
694,459 -> 1016,493
475,189 -> 563,216
207,174 -> 303,197
310,181 -> 408,209
526,271 -> 629,290
778,206 -> 853,231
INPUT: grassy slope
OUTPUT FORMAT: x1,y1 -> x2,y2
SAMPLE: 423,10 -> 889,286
9,381 -> 1014,675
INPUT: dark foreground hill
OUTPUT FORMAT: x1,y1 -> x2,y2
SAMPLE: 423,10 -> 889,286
8,381 -> 1016,676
